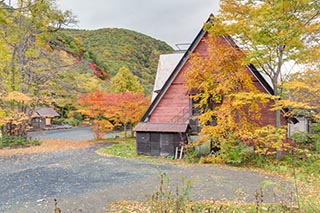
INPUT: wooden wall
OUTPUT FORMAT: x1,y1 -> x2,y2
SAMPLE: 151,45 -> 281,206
250,72 -> 287,127
149,35 -> 209,124
136,132 -> 183,156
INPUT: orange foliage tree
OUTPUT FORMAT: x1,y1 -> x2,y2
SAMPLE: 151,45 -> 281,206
91,120 -> 114,140
103,92 -> 149,138
79,91 -> 148,139
78,90 -> 113,139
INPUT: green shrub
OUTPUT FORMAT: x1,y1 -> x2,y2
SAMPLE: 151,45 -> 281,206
68,111 -> 83,121
184,137 -> 252,165
52,117 -> 65,125
218,138 -> 253,165
313,122 -> 320,152
64,118 -> 81,127
291,122 -> 320,152
292,132 -> 315,151
287,124 -> 320,178
183,147 -> 200,163
0,136 -> 41,149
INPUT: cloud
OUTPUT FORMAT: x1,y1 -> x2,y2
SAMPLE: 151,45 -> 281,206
56,0 -> 219,47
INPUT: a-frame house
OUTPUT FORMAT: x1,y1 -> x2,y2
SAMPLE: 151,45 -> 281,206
135,16 -> 289,156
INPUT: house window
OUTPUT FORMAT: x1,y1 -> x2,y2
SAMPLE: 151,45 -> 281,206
190,98 -> 200,116
189,96 -> 218,126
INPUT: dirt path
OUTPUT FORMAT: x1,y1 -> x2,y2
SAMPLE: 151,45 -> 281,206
0,143 -> 290,213
0,139 -> 91,156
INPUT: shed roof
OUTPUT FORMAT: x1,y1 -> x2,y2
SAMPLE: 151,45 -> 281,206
35,108 -> 59,117
135,123 -> 189,133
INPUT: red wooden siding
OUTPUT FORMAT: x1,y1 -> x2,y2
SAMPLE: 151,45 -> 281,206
149,36 -> 209,123
249,70 -> 287,127
149,70 -> 190,123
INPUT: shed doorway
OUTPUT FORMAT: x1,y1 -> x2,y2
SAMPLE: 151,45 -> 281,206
45,118 -> 51,126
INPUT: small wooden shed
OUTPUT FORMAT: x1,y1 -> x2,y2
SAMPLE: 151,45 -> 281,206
135,123 -> 189,156
31,108 -> 59,130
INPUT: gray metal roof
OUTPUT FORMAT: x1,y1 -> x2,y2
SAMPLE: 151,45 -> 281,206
151,52 -> 184,101
135,122 -> 189,133
35,108 -> 59,117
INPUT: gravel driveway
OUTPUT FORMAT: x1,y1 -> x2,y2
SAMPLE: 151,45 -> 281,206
0,142 -> 289,213
28,126 -> 119,141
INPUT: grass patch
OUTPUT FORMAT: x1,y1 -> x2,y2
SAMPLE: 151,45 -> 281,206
96,137 -> 180,164
89,137 -> 136,144
97,137 -> 137,158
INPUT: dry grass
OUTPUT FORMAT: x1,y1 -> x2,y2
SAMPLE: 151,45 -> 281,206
0,139 -> 92,156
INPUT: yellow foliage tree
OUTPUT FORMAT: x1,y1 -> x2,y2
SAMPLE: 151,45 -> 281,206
110,67 -> 144,93
251,125 -> 287,157
211,0 -> 320,128
276,68 -> 320,121
185,35 -> 272,163
0,0 -> 75,138
0,92 -> 32,138
0,108 -> 5,128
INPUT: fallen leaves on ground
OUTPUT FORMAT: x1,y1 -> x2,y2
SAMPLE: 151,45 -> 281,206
107,201 -> 150,212
0,139 -> 92,156
107,200 -> 252,213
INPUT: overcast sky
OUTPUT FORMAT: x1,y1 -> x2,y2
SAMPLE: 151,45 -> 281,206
55,0 -> 220,48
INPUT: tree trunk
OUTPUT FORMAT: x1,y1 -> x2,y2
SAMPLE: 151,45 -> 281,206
272,77 -> 281,125
130,123 -> 134,137
10,48 -> 17,91
273,81 -> 283,160
124,123 -> 127,139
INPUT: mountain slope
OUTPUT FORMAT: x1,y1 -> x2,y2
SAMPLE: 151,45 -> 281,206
61,28 -> 174,93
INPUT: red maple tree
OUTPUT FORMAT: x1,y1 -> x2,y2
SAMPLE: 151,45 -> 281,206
79,90 -> 149,138
105,92 -> 149,138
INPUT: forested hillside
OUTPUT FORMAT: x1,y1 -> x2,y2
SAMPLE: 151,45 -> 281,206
0,0 -> 173,140
60,28 -> 173,93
